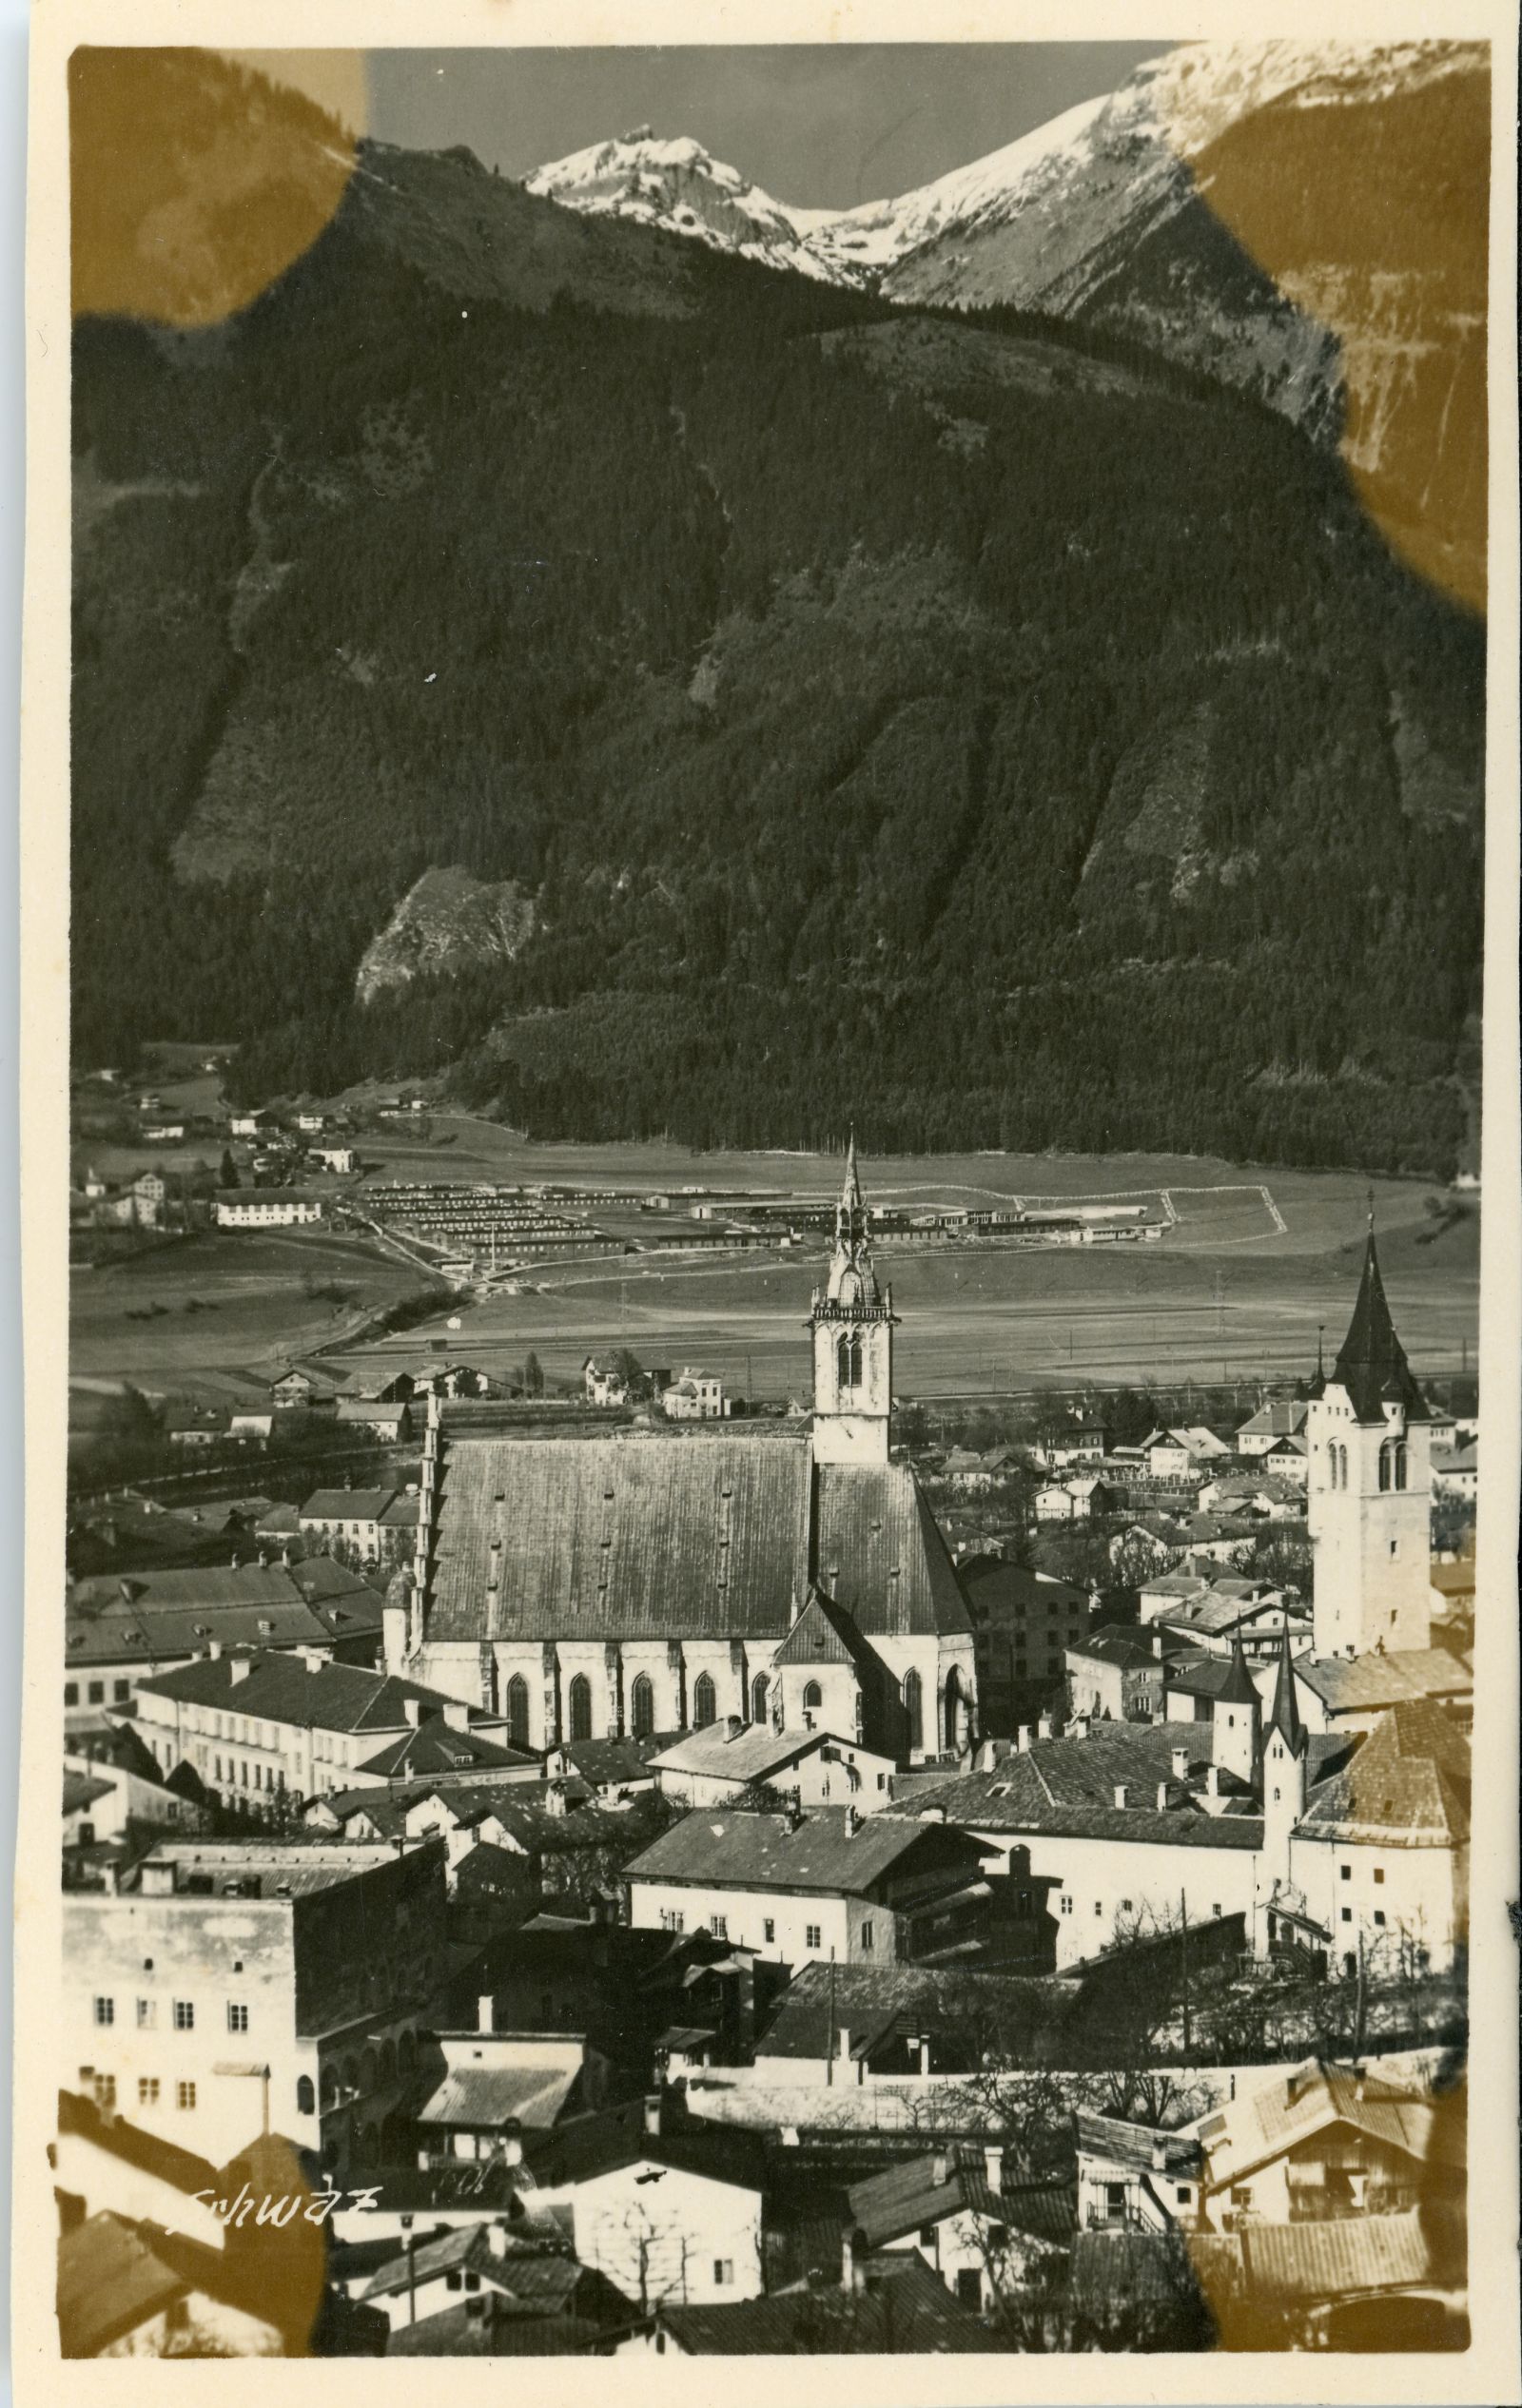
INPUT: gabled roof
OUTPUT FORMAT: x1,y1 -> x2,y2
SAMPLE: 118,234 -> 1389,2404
1294,1649 -> 1472,1714
1297,1701 -> 1470,1847
1323,1232 -> 1430,1424
653,2256 -> 1002,2353
1237,1401 -> 1308,1439
650,1722 -> 866,1783
300,1487 -> 397,1520
57,2215 -> 196,2357
626,1804 -> 966,1897
753,1961 -> 1063,2064
133,1648 -> 498,1738
891,1727 -> 1264,1852
355,1721 -> 536,1780
1067,1625 -> 1159,1672
57,2088 -> 218,2198
1074,2111 -> 1201,2177
772,1586 -> 877,1670
1237,2209 -> 1432,2304
1193,2060 -> 1454,2194
416,2063 -> 583,2134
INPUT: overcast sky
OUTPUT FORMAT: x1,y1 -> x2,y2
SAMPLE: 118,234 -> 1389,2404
237,46 -> 1175,211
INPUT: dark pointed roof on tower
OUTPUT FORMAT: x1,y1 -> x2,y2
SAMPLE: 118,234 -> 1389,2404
1267,1626 -> 1308,1759
1329,1230 -> 1429,1425
842,1130 -> 862,1214
1216,1630 -> 1259,1710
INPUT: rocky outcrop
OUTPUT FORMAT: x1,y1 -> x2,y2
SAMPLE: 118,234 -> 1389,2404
356,866 -> 534,1004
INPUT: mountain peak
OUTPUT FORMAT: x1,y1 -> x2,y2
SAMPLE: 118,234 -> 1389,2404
524,129 -> 842,282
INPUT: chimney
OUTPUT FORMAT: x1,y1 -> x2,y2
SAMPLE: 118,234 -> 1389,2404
1037,1711 -> 1055,1740
984,2142 -> 1005,2193
921,1803 -> 946,1825
1156,1781 -> 1170,1812
1151,1628 -> 1163,1656
1016,1725 -> 1032,1754
478,1994 -> 495,2035
723,1715 -> 743,1742
841,2225 -> 867,2293
257,1547 -> 268,1569
281,1545 -> 292,1569
1206,1765 -> 1221,1798
844,1805 -> 860,1837
230,1551 -> 241,1571
207,1640 -> 223,1661
931,2153 -> 949,2187
1151,2135 -> 1169,2172
643,2092 -> 662,2139
1172,1747 -> 1190,1780
500,2119 -> 523,2168
442,1700 -> 470,1733
1113,1784 -> 1128,1811
403,1698 -> 421,1726
229,1658 -> 252,1686
485,2221 -> 510,2259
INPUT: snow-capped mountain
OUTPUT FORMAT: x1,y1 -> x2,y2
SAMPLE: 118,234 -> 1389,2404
524,128 -> 841,282
525,42 -> 1488,607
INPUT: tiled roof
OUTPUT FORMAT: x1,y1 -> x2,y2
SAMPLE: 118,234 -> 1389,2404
1194,2060 -> 1451,2192
626,1804 -> 964,1897
1074,2111 -> 1201,2176
772,1587 -> 878,1670
554,1735 -> 668,1785
57,2088 -> 217,2197
301,1488 -> 398,1520
1068,1625 -> 1159,1672
655,2256 -> 1002,2353
531,2097 -> 767,2193
416,2063 -> 583,2132
1237,1402 -> 1308,1439
65,1564 -> 341,1665
755,1961 -> 1065,2062
650,1723 -> 844,1783
57,2215 -> 194,2357
891,1726 -> 1263,1850
389,2307 -> 608,2355
425,1437 -> 968,1645
1237,2209 -> 1431,2303
64,1772 -> 115,1815
356,1723 -> 536,1780
847,2147 -> 1076,2250
1293,1649 -> 1472,1712
961,1562 -> 1090,1614
133,1649 -> 496,1738
1297,1701 -> 1470,1846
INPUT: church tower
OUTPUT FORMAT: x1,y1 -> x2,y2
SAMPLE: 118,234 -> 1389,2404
1305,1222 -> 1433,1660
809,1137 -> 898,1466
1260,1623 -> 1309,1885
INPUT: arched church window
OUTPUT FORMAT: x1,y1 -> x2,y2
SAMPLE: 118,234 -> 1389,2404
630,1674 -> 654,1738
903,1669 -> 923,1752
296,2076 -> 315,2118
802,1680 -> 823,1713
692,1674 -> 716,1727
568,1675 -> 593,1740
944,1666 -> 965,1753
1394,1443 -> 1408,1490
506,1675 -> 530,1750
849,1334 -> 863,1387
751,1674 -> 769,1725
1377,1442 -> 1393,1492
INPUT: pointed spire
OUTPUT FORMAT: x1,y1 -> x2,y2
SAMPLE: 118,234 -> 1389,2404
841,1128 -> 862,1214
1268,1622 -> 1307,1758
1333,1226 -> 1428,1425
1217,1627 -> 1259,1709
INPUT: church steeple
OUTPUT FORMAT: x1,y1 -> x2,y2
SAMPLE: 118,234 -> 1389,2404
810,1136 -> 898,1466
1333,1225 -> 1429,1426
1267,1623 -> 1307,1760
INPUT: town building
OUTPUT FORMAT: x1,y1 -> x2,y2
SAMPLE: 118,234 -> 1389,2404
661,1369 -> 728,1421
387,1148 -> 978,1762
535,2094 -> 768,2308
846,2144 -> 1074,2313
582,1358 -> 629,1408
1187,2058 -> 1461,2231
300,1487 -> 399,1556
127,1649 -> 514,1810
335,1398 -> 414,1442
1235,1400 -> 1309,1458
414,2011 -> 609,2169
623,1802 -> 1000,1971
62,1838 -> 448,2173
960,1560 -> 1091,1730
1064,1626 -> 1166,1723
215,1194 -> 325,1229
650,1719 -> 898,1812
64,1563 -> 364,1731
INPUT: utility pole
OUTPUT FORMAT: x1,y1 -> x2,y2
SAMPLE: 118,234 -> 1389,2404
1354,1929 -> 1368,2059
1179,1891 -> 1192,2060
826,1955 -> 836,2088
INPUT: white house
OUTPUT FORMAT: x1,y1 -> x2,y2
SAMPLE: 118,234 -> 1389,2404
650,1719 -> 898,1812
537,2098 -> 765,2307
1235,1401 -> 1309,1458
662,1369 -> 727,1421
215,1194 -> 324,1229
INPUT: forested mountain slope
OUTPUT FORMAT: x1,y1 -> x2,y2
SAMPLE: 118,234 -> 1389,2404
71,59 -> 1484,1172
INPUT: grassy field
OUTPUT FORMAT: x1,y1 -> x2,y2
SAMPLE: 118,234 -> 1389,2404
68,1226 -> 437,1414
70,1084 -> 1479,1407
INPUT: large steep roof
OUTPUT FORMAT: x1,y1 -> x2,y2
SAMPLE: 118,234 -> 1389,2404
423,1437 -> 969,1644
1322,1232 -> 1430,1424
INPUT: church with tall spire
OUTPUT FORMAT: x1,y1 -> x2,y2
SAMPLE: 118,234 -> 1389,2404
386,1140 -> 977,1763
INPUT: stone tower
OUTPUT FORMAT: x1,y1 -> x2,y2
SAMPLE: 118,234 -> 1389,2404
1211,1631 -> 1261,1788
1305,1224 -> 1433,1660
1260,1622 -> 1309,1895
809,1136 -> 898,1466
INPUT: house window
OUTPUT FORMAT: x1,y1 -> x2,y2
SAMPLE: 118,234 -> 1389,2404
1340,1864 -> 1352,1880
92,1997 -> 114,2026
1340,1907 -> 1352,1924
876,1773 -> 886,1791
1094,1901 -> 1102,1916
1105,2184 -> 1126,2220
1230,2185 -> 1250,2209
64,1683 -> 78,1707
113,1680 -> 130,1703
1373,1867 -> 1385,1884
763,1919 -> 775,1945
713,2260 -> 734,2287
956,2270 -> 983,2311
94,2075 -> 116,2109
227,2003 -> 249,2032
138,2079 -> 160,2107
1060,1895 -> 1072,1916
802,1680 -> 823,1714
296,2076 -> 315,2116
988,2224 -> 1008,2250
710,1914 -> 728,1940
805,1924 -> 822,1950
1121,1899 -> 1133,1913
860,1921 -> 874,1952
919,2224 -> 937,2247
1176,2186 -> 1191,2205
177,2082 -> 197,2111
1374,1911 -> 1386,1927
88,1682 -> 105,1705
173,2000 -> 195,2030
137,1999 -> 156,2029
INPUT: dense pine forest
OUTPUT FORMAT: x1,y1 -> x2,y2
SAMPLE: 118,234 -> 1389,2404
70,62 -> 1484,1173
